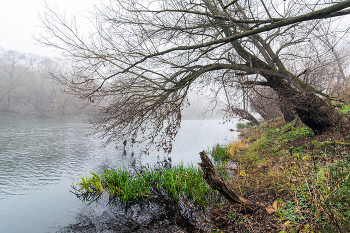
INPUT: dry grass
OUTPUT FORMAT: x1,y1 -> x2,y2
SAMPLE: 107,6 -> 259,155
225,140 -> 250,158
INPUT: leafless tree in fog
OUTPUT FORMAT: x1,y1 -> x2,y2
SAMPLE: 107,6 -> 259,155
0,49 -> 27,112
0,48 -> 86,117
37,0 -> 350,150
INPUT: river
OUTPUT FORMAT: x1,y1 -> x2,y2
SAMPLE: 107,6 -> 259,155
0,118 -> 239,232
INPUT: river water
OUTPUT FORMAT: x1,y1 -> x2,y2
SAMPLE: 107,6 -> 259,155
0,118 -> 239,232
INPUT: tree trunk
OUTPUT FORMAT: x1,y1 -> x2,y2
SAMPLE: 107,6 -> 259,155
268,76 -> 349,135
5,89 -> 11,112
278,96 -> 296,122
293,117 -> 302,128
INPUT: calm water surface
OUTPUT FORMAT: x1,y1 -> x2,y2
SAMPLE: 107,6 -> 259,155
0,118 -> 239,232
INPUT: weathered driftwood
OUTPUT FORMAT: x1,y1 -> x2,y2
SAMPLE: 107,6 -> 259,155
197,151 -> 260,210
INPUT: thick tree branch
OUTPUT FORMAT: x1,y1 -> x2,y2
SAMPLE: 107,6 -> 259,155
244,81 -> 270,86
105,0 -> 350,80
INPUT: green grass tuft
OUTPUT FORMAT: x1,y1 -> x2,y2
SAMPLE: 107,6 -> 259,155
73,162 -> 224,207
236,122 -> 248,129
210,144 -> 229,162
340,104 -> 350,116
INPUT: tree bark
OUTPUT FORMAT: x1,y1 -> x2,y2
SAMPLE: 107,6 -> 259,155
267,76 -> 349,135
278,96 -> 296,122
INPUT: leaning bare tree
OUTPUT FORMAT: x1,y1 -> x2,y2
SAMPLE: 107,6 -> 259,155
37,0 -> 350,150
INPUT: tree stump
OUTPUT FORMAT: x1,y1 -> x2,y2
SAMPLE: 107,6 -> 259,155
198,151 -> 262,211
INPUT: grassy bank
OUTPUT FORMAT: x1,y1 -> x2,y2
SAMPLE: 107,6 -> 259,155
73,118 -> 350,232
215,119 -> 350,232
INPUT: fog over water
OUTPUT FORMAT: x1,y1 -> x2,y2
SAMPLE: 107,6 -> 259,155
0,118 -> 239,232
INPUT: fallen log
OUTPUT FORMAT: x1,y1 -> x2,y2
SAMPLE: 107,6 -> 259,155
198,151 -> 264,211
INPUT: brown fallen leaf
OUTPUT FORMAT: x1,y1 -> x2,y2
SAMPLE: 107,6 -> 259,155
266,205 -> 276,214
272,200 -> 278,209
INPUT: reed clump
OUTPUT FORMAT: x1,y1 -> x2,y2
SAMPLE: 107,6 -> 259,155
73,162 -> 223,207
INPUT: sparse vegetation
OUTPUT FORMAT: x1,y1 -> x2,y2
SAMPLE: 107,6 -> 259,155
216,118 -> 350,232
236,122 -> 249,130
341,104 -> 350,117
211,140 -> 249,162
211,144 -> 229,162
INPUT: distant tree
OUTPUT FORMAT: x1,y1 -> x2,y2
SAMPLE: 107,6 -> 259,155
38,0 -> 350,149
0,48 -> 87,117
0,49 -> 27,112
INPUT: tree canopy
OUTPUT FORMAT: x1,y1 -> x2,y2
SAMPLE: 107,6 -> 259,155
38,0 -> 350,151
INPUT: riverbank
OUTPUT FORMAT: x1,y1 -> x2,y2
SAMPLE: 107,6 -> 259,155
212,118 -> 350,232
73,118 -> 350,232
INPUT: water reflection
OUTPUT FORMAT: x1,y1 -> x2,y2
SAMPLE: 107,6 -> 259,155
63,189 -> 207,233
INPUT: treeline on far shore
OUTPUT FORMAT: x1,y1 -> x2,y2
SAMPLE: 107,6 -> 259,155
0,48 -> 90,118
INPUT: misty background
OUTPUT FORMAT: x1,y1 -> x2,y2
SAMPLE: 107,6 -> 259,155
0,0 -> 227,120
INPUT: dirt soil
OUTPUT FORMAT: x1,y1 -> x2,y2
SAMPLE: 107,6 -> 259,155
208,184 -> 285,232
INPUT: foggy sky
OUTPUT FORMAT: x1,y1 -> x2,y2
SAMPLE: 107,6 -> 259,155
0,0 -> 92,57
